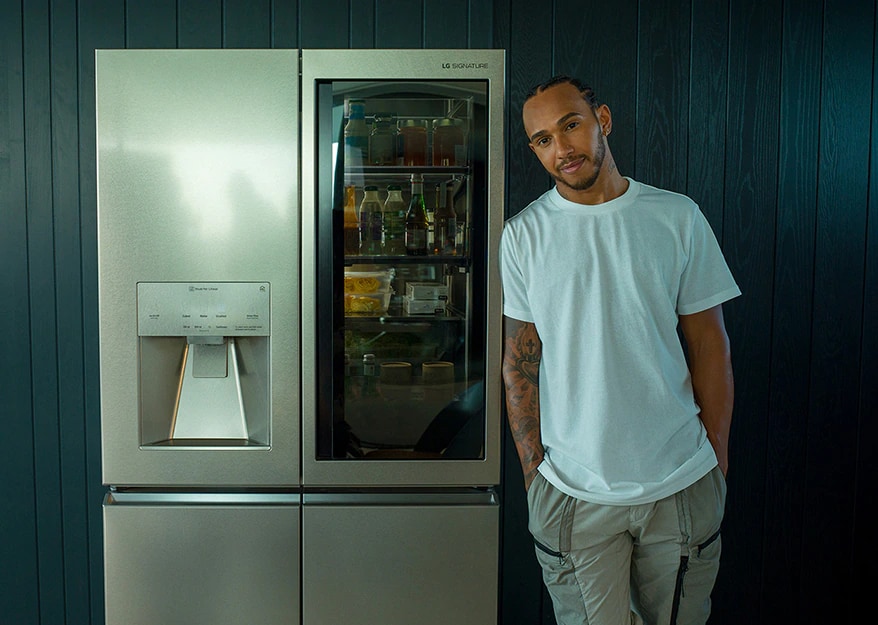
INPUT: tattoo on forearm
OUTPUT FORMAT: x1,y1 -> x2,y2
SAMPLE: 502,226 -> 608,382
502,320 -> 544,478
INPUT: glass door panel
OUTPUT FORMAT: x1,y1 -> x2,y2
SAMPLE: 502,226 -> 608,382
314,80 -> 490,462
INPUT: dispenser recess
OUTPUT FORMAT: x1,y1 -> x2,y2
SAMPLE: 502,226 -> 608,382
137,281 -> 271,448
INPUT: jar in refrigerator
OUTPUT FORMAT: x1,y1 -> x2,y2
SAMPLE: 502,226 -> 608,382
358,185 -> 384,255
382,184 -> 407,255
398,118 -> 428,166
343,184 -> 359,256
432,117 -> 466,166
368,113 -> 398,166
344,99 -> 369,166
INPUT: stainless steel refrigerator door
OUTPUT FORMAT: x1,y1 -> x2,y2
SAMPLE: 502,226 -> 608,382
96,49 -> 300,487
302,491 -> 499,624
103,492 -> 300,625
300,49 -> 505,487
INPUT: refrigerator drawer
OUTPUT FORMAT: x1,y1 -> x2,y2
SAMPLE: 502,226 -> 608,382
103,493 -> 300,625
302,491 -> 499,625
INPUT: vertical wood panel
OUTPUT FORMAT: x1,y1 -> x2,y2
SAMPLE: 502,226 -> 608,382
23,2 -> 66,623
272,0 -> 299,48
804,1 -> 874,621
78,2 -> 126,622
126,0 -> 177,47
375,0 -> 422,48
51,1 -> 92,622
223,0 -> 271,47
760,1 -> 822,622
350,0 -> 375,48
468,0 -> 493,48
714,0 -> 781,621
301,0 -> 349,48
0,0 -> 40,619
179,0 -> 223,48
554,0 -> 638,176
635,0 -> 690,192
854,7 -> 878,604
687,0 -> 729,231
425,0 -> 468,48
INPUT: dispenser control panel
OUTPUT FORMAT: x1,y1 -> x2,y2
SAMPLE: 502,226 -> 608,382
137,282 -> 270,337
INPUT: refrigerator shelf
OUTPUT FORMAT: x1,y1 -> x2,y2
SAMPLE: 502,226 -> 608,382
344,254 -> 470,266
346,165 -> 469,177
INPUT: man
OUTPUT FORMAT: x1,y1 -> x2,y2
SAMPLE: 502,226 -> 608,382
499,75 -> 740,625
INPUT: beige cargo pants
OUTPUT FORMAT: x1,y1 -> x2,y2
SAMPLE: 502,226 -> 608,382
527,466 -> 726,625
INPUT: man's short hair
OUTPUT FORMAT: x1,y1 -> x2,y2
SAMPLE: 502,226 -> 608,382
524,75 -> 598,109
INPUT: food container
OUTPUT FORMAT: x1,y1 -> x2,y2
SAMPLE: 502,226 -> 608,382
344,269 -> 393,294
403,297 -> 446,315
405,281 -> 448,300
345,291 -> 392,315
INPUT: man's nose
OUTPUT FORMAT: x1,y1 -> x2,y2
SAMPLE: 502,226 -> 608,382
555,135 -> 574,157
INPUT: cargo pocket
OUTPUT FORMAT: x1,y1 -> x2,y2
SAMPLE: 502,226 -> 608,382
527,472 -> 574,564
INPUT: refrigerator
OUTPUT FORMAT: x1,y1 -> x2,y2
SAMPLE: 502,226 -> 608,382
96,48 -> 504,625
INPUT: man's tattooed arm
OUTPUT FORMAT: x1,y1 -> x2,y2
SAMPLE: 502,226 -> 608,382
502,316 -> 543,490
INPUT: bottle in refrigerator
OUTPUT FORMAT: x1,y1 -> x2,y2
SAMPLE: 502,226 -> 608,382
369,113 -> 398,166
404,174 -> 429,256
343,184 -> 359,255
398,118 -> 427,166
362,353 -> 377,396
358,185 -> 384,255
344,99 -> 369,165
383,184 -> 407,255
432,181 -> 457,256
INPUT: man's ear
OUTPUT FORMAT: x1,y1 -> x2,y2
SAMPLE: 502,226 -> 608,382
597,104 -> 613,136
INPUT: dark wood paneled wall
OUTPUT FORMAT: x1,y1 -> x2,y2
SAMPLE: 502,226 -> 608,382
2,1 -> 875,624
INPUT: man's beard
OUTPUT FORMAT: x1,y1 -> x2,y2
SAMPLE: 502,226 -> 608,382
553,138 -> 606,192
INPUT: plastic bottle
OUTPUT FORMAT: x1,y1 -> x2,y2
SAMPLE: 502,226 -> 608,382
383,184 -> 407,255
432,181 -> 457,256
358,185 -> 384,255
369,113 -> 398,166
404,174 -> 429,256
344,99 -> 369,166
343,184 -> 359,256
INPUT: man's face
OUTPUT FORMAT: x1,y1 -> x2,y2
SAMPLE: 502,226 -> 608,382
522,82 -> 609,194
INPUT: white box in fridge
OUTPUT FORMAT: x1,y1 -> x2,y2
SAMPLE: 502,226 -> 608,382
403,297 -> 447,315
406,281 -> 448,300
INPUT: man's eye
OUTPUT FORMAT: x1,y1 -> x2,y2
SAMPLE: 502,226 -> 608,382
566,121 -> 579,131
536,137 -> 551,147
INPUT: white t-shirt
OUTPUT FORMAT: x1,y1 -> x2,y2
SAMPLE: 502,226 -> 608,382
499,178 -> 741,505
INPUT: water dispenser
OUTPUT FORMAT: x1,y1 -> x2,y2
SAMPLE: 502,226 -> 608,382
136,282 -> 271,447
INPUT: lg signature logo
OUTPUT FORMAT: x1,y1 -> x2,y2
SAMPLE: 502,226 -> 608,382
442,62 -> 489,69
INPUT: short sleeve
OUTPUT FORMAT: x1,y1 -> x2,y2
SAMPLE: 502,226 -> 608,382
499,223 -> 535,322
677,208 -> 741,315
